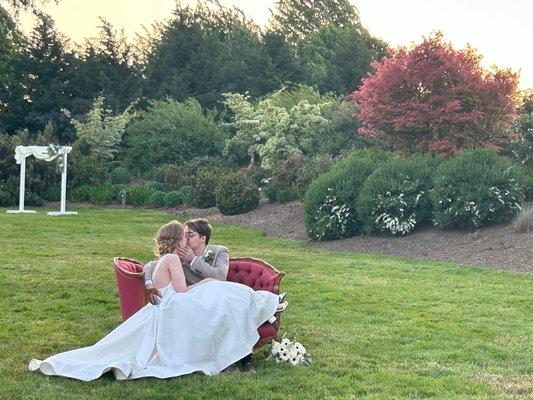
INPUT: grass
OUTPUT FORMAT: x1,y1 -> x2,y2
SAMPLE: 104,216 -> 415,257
0,205 -> 531,400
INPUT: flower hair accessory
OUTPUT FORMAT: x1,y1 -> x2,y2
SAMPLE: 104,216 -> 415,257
202,249 -> 214,263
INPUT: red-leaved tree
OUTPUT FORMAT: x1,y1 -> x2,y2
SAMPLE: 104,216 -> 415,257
349,32 -> 520,155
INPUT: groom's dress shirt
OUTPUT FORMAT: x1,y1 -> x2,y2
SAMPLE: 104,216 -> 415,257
143,244 -> 229,286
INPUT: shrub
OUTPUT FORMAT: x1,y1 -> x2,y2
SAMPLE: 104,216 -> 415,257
110,167 -> 132,184
189,169 -> 223,208
42,186 -> 61,201
153,164 -> 189,191
357,155 -> 441,235
148,191 -> 166,208
124,99 -> 224,175
0,176 -> 19,206
164,191 -> 181,208
127,184 -> 156,207
249,166 -> 268,187
265,154 -> 334,203
431,149 -> 525,229
182,156 -> 231,179
265,184 -> 300,203
514,204 -> 533,233
215,171 -> 259,215
88,182 -> 116,205
265,155 -> 305,203
177,185 -> 192,205
25,192 -> 44,206
303,149 -> 393,240
146,181 -> 165,192
524,168 -> 533,201
69,184 -> 93,202
295,154 -> 335,198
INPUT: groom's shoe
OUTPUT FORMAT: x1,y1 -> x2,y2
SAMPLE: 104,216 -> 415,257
222,363 -> 238,373
242,361 -> 257,373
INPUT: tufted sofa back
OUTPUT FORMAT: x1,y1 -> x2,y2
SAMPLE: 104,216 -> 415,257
227,258 -> 283,294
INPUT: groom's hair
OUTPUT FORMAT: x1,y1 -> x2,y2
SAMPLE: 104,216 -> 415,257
185,218 -> 212,245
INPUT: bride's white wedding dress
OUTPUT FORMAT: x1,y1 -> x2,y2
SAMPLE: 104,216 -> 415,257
29,255 -> 279,381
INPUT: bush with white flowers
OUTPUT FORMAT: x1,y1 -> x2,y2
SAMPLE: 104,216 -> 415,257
303,149 -> 393,240
308,188 -> 354,240
357,155 -> 440,235
431,149 -> 525,229
269,337 -> 311,366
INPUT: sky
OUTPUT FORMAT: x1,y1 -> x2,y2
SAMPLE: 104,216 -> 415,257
19,0 -> 533,89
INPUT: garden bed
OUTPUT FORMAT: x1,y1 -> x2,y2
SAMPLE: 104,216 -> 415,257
178,200 -> 532,273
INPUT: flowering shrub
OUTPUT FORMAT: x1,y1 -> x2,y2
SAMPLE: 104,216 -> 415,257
431,149 -> 525,229
303,149 -> 392,240
357,156 -> 440,235
222,88 -> 334,170
308,188 -> 355,240
269,337 -> 311,366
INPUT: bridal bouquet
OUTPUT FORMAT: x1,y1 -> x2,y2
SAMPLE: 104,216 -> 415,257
269,337 -> 311,366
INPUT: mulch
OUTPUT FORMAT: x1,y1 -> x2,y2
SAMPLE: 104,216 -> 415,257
176,200 -> 532,274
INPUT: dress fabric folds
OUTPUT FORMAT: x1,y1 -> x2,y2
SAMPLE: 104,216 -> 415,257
29,280 -> 279,381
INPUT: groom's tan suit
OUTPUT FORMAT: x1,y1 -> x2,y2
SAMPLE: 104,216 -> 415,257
143,244 -> 229,286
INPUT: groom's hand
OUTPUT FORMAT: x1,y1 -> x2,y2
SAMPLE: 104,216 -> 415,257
146,285 -> 161,305
177,245 -> 195,263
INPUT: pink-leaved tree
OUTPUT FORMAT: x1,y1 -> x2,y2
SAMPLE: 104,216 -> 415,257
348,32 -> 520,155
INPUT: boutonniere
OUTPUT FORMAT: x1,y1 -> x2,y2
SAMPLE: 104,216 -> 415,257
202,249 -> 214,263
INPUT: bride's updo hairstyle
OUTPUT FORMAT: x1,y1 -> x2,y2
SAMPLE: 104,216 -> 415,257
154,220 -> 184,257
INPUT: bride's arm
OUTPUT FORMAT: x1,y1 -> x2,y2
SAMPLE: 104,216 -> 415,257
165,254 -> 188,293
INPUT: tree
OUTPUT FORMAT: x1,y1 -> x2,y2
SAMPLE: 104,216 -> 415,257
68,96 -> 135,186
0,0 -> 57,14
0,6 -> 24,133
144,1 -> 277,109
509,90 -> 533,167
123,98 -> 224,175
350,33 -> 520,156
67,19 -> 142,116
15,11 -> 73,140
297,24 -> 387,94
269,0 -> 360,44
223,86 -> 336,170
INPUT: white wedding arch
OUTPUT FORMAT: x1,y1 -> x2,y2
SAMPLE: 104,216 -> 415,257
6,145 -> 78,216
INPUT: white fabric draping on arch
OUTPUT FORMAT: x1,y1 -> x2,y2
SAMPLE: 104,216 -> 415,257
14,145 -> 72,164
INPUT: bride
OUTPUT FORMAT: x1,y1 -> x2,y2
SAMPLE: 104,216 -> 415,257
29,220 -> 279,381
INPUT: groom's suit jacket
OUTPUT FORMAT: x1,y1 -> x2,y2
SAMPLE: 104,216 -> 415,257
143,244 -> 229,286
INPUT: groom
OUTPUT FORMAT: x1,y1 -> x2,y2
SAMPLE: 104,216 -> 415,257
143,218 -> 256,373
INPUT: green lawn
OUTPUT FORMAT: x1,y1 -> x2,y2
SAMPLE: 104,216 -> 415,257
1,206 -> 531,400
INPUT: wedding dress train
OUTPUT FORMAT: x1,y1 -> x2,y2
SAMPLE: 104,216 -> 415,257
29,275 -> 279,381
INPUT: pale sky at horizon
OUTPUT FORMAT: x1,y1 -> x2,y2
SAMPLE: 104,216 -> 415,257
18,0 -> 533,89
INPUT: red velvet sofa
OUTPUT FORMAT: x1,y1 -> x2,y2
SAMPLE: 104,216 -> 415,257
114,257 -> 285,349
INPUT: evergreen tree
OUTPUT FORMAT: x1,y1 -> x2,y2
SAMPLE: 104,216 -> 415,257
144,1 -> 277,109
6,11 -> 73,140
0,6 -> 24,133
269,0 -> 360,44
67,19 -> 142,117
